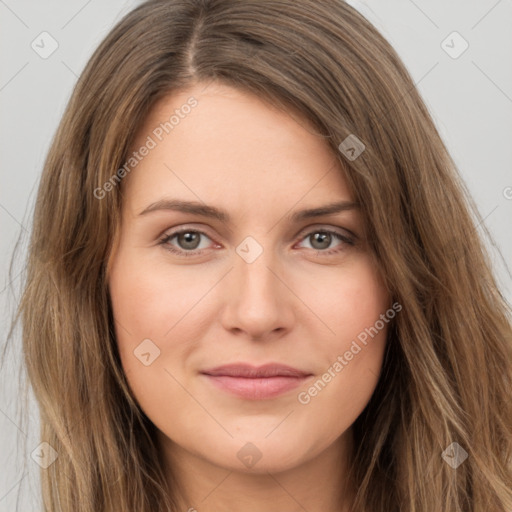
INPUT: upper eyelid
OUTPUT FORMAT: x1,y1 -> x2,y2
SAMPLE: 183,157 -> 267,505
161,224 -> 217,242
296,224 -> 355,239
161,224 -> 355,247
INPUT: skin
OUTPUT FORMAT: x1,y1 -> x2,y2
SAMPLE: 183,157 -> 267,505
107,81 -> 391,512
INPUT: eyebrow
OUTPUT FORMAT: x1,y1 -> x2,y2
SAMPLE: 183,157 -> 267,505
138,198 -> 359,223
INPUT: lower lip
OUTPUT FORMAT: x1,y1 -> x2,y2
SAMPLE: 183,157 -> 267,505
202,374 -> 310,400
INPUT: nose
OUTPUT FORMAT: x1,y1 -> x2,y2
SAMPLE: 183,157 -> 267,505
219,247 -> 296,341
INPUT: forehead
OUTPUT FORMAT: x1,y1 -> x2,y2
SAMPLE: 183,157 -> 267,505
122,82 -> 352,217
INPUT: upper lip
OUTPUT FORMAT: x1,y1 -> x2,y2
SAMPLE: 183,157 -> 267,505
201,363 -> 312,378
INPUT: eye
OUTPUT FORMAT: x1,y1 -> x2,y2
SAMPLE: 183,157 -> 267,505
159,226 -> 356,258
159,229 -> 216,256
295,228 -> 355,255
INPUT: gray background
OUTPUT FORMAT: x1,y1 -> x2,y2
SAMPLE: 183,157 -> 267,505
1,0 -> 511,509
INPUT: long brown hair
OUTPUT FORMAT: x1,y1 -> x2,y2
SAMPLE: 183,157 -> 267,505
10,0 -> 512,510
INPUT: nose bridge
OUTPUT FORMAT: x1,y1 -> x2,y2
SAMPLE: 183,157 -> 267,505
234,240 -> 282,305
220,236 -> 294,338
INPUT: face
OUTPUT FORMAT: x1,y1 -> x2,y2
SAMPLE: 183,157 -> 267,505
107,81 -> 391,475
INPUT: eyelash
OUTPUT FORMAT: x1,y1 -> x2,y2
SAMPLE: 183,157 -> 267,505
158,227 -> 355,258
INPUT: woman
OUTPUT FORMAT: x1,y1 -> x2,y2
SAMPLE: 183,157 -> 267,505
15,0 -> 512,510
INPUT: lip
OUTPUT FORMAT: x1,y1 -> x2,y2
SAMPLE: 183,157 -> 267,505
200,363 -> 313,400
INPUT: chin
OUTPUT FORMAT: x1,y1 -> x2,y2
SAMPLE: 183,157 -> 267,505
203,434 -> 314,474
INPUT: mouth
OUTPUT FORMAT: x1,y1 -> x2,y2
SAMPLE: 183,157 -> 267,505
200,363 -> 313,400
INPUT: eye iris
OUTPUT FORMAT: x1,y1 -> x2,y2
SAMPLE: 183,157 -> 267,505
311,232 -> 332,250
178,232 -> 201,250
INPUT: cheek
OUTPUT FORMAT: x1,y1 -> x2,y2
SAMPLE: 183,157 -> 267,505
298,332 -> 387,451
293,255 -> 390,419
109,250 -> 212,340
108,250 -> 218,395
296,252 -> 390,345
108,251 -> 193,417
